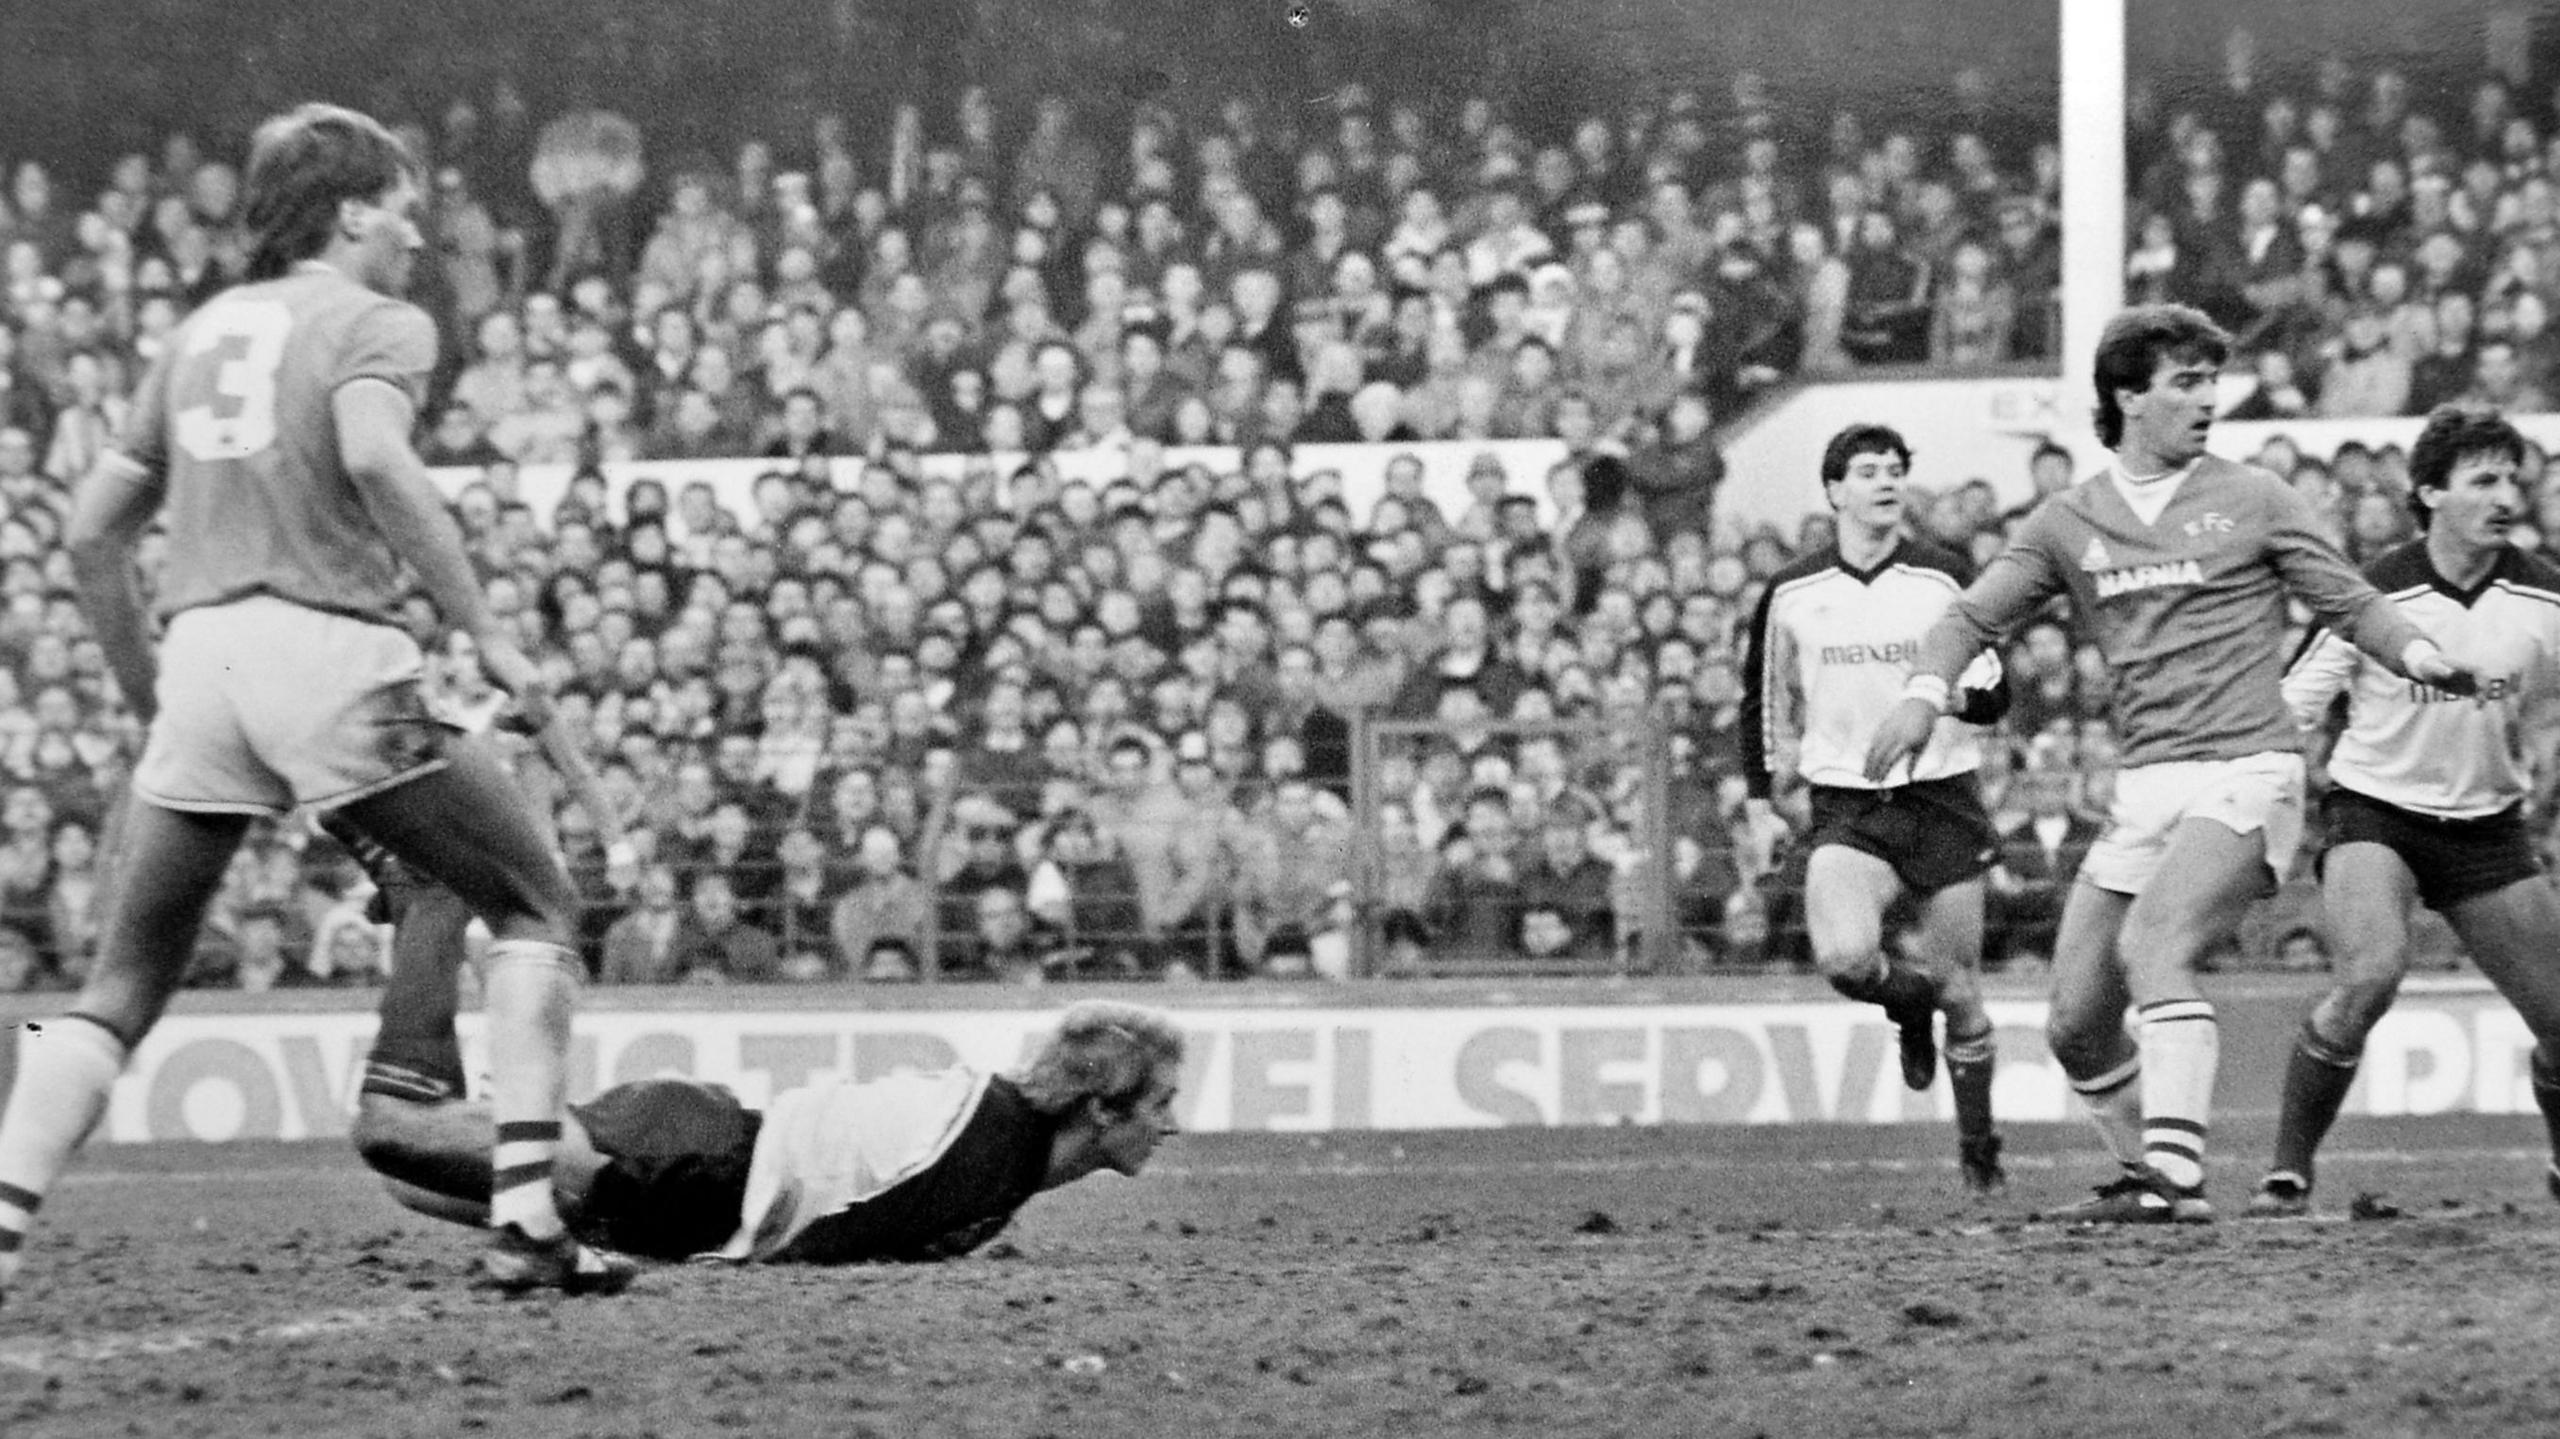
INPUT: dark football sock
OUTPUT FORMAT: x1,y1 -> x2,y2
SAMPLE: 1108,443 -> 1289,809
363,884 -> 477,1102
1946,1024 -> 1997,1142
1829,959 -> 1935,1019
2270,1020 -> 2361,1184
2531,1048 -> 2560,1169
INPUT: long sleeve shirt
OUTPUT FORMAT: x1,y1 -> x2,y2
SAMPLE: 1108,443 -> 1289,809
2282,541 -> 2560,819
1913,457 -> 2428,768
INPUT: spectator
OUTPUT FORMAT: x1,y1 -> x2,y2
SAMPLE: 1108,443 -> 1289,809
1929,240 -> 2016,364
829,825 -> 932,979
39,818 -> 99,985
1423,797 -> 1523,962
961,881 -> 1057,984
1839,210 -> 1930,364
229,903 -> 322,993
1026,809 -> 1148,978
2315,306 -> 2412,417
2462,337 -> 2554,412
1986,760 -> 2098,968
767,825 -> 841,981
1627,392 -> 1724,542
600,861 -> 689,985
1235,776 -> 1354,978
1388,592 -> 1530,720
2224,348 -> 2313,420
1515,803 -> 1616,966
669,870 -> 782,984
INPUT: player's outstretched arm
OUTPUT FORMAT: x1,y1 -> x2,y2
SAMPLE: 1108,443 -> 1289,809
2263,480 -> 2478,692
337,381 -> 503,644
63,450 -> 169,726
499,704 -> 626,855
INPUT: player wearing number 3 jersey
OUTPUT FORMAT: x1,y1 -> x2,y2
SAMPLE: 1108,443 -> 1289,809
0,103 -> 635,1303
138,271 -> 433,627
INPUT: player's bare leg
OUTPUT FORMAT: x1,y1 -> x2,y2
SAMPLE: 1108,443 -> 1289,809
1804,846 -> 1941,1090
0,805 -> 250,1301
2041,879 -> 2141,1154
359,1094 -> 608,1228
2034,878 -> 2216,1222
2102,819 -> 2267,1217
1905,879 -> 2003,1193
340,852 -> 490,1201
2251,843 -> 2417,1217
336,744 -> 630,1295
2439,875 -> 2560,1204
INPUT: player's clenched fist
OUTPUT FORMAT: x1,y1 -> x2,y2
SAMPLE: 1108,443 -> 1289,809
2400,638 -> 2483,696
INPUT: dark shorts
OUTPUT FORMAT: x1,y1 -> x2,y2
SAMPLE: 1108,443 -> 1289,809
571,1079 -> 762,1261
1806,775 -> 1998,894
2318,787 -> 2545,913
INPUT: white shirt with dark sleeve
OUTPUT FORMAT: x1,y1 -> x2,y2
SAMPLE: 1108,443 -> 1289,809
2283,540 -> 2560,819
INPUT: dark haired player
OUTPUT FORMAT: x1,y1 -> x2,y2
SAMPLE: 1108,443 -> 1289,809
2250,404 -> 2560,1216
1866,304 -> 2481,1222
1744,424 -> 2010,1193
0,103 -> 630,1298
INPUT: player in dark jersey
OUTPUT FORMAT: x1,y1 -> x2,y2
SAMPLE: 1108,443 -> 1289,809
1864,304 -> 2483,1223
2249,405 -> 2560,1216
1742,424 -> 2010,1193
0,104 -> 630,1300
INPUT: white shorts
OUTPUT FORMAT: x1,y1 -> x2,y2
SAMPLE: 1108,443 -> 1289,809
2077,751 -> 2306,897
133,595 -> 451,816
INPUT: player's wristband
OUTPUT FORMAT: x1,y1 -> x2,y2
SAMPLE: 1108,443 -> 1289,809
2400,638 -> 2444,676
1900,674 -> 1951,715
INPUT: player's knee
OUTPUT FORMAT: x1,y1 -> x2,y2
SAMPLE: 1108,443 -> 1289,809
2329,975 -> 2403,1039
2046,1010 -> 2132,1076
1805,928 -> 1882,981
2115,915 -> 2215,981
480,861 -> 579,946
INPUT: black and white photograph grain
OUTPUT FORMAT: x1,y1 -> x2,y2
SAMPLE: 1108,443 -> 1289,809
1,1 -> 2559,1435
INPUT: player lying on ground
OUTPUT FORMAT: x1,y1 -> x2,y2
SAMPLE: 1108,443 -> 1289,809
2250,403 -> 2560,1217
1865,303 -> 2482,1223
0,103 -> 626,1303
1742,422 -> 2009,1194
347,857 -> 1183,1263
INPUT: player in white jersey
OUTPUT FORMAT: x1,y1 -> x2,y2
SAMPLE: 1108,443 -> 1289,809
2249,405 -> 2560,1216
1742,424 -> 2009,1193
1864,304 -> 2482,1223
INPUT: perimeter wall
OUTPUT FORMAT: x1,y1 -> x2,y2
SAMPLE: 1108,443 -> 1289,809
0,977 -> 2532,1142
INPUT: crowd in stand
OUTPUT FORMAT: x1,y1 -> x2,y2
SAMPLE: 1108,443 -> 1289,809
0,42 -> 2554,989
2138,30 -> 2560,419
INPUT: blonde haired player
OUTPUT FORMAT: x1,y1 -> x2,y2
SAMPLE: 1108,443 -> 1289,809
352,1000 -> 1185,1265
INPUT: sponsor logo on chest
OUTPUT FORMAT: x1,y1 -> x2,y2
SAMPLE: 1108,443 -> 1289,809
2093,558 -> 2206,599
1818,640 -> 1918,666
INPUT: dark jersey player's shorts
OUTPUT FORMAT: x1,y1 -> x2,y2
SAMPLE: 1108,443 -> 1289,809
2318,787 -> 2544,913
571,1080 -> 762,1261
1806,775 -> 1998,893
